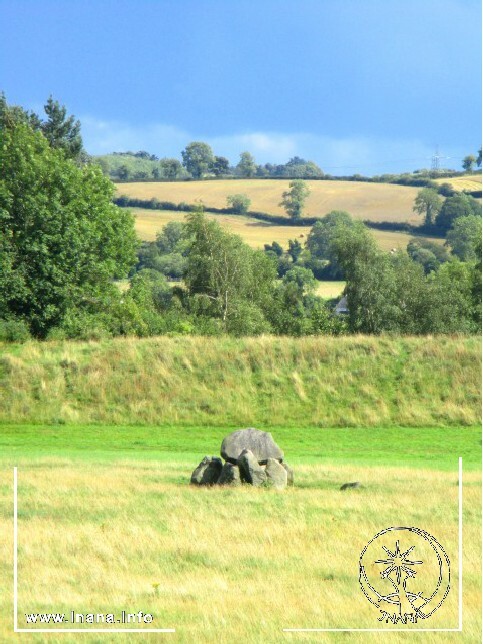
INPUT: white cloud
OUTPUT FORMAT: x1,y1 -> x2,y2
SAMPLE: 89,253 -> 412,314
80,116 -> 458,175
81,117 -> 190,158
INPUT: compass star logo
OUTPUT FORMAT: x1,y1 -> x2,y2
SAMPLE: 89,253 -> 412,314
359,527 -> 451,624
375,540 -> 423,585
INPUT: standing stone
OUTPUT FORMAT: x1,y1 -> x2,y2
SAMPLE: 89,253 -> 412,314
221,428 -> 284,465
190,456 -> 223,485
281,463 -> 294,487
218,462 -> 241,486
265,458 -> 288,489
237,449 -> 267,487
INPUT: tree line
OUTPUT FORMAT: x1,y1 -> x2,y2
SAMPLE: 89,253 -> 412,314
98,145 -> 325,182
0,94 -> 480,342
96,143 -> 482,188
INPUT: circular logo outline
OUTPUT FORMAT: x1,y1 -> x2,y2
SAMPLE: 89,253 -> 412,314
359,526 -> 451,623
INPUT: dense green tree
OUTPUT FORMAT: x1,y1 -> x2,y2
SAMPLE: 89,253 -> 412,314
437,182 -> 455,198
41,96 -> 84,161
306,211 -> 353,278
184,208 -> 276,334
328,222 -> 477,334
236,151 -> 257,178
435,193 -> 481,231
472,240 -> 481,325
227,193 -> 251,214
445,215 -> 482,261
462,154 -> 477,172
159,157 -> 184,179
0,115 -> 137,337
211,155 -> 230,176
181,142 -> 214,179
428,261 -> 479,333
287,239 -> 303,262
155,221 -> 186,254
412,188 -> 443,226
477,148 -> 482,168
284,157 -> 324,178
117,164 -> 131,180
263,241 -> 284,257
406,238 -> 450,274
279,179 -> 310,220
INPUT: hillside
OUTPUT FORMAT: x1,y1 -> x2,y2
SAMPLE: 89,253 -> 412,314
434,173 -> 482,193
1,335 -> 480,427
130,206 -> 444,251
116,179 -> 422,224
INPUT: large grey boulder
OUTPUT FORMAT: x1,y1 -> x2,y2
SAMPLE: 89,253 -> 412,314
265,458 -> 288,489
281,463 -> 294,487
221,428 -> 284,465
238,449 -> 267,487
217,462 -> 241,486
190,456 -> 223,485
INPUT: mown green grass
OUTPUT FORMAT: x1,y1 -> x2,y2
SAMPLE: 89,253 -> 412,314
0,424 -> 480,471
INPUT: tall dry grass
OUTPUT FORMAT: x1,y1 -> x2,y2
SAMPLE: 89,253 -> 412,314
0,335 -> 480,427
0,458 -> 479,642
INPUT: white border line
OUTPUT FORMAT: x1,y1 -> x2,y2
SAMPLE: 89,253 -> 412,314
282,456 -> 463,633
13,467 -> 175,634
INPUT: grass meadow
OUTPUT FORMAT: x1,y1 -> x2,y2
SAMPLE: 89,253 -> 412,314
0,335 -> 480,641
0,425 -> 480,642
1,336 -> 480,427
117,179 -> 422,224
130,207 -> 444,252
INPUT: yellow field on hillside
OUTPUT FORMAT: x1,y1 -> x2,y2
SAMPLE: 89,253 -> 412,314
131,207 -> 444,253
434,173 -> 482,192
117,179 -> 421,223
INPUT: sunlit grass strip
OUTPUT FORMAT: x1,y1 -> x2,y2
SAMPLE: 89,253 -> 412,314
1,335 -> 480,428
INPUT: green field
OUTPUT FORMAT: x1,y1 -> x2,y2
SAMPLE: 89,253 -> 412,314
1,335 -> 480,641
117,179 -> 422,224
130,206 -> 444,252
0,425 -> 480,642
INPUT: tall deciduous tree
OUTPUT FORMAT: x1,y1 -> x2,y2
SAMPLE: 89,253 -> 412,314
236,151 -> 257,178
211,155 -> 230,176
435,193 -> 481,231
181,142 -> 214,178
0,113 -> 137,337
306,211 -> 354,278
279,179 -> 310,220
445,215 -> 482,261
412,188 -> 443,226
462,154 -> 477,172
184,208 -> 275,334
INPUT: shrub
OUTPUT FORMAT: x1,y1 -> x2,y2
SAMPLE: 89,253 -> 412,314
0,318 -> 31,343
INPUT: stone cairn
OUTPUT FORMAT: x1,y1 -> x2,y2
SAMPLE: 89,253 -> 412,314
190,428 -> 293,490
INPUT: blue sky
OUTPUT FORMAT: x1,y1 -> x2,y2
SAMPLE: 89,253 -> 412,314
1,0 -> 481,175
